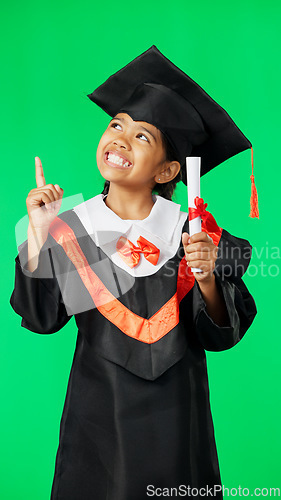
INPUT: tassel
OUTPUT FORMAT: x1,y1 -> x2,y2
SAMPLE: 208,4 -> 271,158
249,146 -> 259,218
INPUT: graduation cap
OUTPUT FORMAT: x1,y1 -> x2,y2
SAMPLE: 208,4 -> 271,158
87,45 -> 259,218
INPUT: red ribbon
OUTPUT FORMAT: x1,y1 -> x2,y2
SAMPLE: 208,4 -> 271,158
188,196 -> 221,234
116,235 -> 160,269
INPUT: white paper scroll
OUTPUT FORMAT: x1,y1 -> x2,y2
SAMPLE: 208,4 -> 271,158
186,157 -> 202,273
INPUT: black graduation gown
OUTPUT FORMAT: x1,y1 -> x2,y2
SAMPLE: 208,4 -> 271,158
10,209 -> 257,500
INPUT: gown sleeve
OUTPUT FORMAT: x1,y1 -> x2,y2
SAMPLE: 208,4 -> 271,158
190,228 -> 257,351
10,234 -> 72,334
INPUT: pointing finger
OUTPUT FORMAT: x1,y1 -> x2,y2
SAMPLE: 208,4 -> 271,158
35,156 -> 46,188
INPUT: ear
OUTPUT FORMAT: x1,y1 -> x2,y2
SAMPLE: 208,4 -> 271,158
155,160 -> 181,184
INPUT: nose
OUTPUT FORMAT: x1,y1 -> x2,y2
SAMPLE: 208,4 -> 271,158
113,134 -> 131,150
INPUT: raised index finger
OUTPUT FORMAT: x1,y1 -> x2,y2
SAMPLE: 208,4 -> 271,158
35,156 -> 46,188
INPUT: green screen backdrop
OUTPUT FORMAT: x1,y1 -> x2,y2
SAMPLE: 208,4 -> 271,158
1,0 -> 280,498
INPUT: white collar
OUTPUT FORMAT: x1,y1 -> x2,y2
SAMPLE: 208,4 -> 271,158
73,194 -> 184,245
72,194 -> 187,277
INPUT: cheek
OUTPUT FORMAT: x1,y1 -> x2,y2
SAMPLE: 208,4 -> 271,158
96,142 -> 102,161
96,135 -> 107,161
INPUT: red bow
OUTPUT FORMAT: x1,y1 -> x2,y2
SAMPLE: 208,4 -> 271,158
116,235 -> 160,268
188,196 -> 220,234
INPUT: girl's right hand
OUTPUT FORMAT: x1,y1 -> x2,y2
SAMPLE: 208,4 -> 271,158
26,157 -> 64,230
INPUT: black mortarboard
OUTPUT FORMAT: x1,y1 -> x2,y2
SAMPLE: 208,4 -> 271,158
87,45 -> 259,217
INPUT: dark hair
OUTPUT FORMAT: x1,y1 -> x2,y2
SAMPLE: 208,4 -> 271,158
101,131 -> 182,201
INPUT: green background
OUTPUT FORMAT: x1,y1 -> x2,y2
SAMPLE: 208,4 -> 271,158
1,0 -> 280,498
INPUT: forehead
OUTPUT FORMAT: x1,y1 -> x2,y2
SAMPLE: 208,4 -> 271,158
114,112 -> 162,140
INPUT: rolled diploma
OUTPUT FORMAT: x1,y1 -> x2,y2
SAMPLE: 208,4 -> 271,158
186,157 -> 202,273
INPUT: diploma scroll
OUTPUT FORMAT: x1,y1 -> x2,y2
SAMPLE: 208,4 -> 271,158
186,157 -> 202,273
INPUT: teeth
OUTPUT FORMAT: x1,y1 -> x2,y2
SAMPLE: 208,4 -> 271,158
107,153 -> 131,167
110,154 -> 121,165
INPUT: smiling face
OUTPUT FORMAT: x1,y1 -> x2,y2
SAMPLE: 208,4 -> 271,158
96,113 -> 179,193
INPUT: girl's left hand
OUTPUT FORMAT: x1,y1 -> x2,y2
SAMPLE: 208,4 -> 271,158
182,232 -> 218,283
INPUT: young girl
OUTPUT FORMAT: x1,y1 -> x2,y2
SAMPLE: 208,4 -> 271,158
10,46 -> 257,500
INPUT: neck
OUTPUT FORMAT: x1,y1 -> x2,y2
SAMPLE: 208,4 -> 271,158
104,184 -> 156,220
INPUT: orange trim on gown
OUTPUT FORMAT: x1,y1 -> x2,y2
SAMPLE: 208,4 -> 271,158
49,216 -> 222,344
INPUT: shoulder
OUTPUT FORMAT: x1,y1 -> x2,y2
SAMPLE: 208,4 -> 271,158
57,193 -> 104,218
55,193 -> 104,234
157,195 -> 188,234
154,195 -> 188,234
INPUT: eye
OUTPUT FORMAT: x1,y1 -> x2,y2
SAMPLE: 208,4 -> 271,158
137,133 -> 149,142
111,122 -> 122,130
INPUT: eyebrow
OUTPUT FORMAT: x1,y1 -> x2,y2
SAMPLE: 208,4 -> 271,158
109,117 -> 157,143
